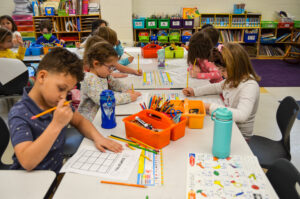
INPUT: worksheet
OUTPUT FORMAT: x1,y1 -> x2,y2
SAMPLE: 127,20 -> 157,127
60,145 -> 140,180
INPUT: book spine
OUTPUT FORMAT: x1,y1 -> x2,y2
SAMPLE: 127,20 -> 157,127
82,0 -> 88,15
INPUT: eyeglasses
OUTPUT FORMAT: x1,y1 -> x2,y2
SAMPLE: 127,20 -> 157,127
103,63 -> 116,71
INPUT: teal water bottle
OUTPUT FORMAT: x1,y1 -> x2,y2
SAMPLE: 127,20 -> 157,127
211,108 -> 233,158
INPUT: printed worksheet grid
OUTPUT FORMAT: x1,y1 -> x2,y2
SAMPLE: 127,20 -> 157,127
71,150 -> 119,173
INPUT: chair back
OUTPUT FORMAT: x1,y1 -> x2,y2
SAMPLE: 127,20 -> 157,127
276,96 -> 300,153
0,116 -> 10,169
267,159 -> 300,199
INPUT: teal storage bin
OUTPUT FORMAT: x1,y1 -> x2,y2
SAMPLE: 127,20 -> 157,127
133,19 -> 145,29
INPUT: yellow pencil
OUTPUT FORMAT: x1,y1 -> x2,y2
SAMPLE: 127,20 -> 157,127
186,70 -> 189,88
31,100 -> 71,120
160,150 -> 164,185
157,71 -> 162,86
108,136 -> 135,145
193,59 -> 197,70
140,152 -> 152,161
138,54 -> 140,71
132,83 -> 134,92
126,143 -> 136,150
129,137 -> 159,151
124,51 -> 133,57
153,70 -> 157,86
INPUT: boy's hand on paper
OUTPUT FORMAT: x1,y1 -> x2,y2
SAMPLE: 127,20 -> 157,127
94,137 -> 123,153
52,99 -> 73,129
128,56 -> 134,63
128,93 -> 139,102
75,42 -> 81,49
134,69 -> 143,76
182,87 -> 195,97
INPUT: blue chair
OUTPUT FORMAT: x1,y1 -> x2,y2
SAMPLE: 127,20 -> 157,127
266,159 -> 300,199
63,127 -> 84,157
248,96 -> 300,168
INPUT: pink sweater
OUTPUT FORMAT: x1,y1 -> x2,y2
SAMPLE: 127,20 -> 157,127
189,59 -> 223,83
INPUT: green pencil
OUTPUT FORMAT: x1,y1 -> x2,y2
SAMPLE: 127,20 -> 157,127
128,143 -> 158,154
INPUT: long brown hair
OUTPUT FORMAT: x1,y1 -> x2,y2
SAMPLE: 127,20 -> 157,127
216,43 -> 260,88
93,26 -> 118,45
187,31 -> 213,65
83,35 -> 105,67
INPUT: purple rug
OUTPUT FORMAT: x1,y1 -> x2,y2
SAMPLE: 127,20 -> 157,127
251,59 -> 300,87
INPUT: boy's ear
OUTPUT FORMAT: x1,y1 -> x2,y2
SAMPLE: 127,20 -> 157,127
92,60 -> 100,67
36,70 -> 48,84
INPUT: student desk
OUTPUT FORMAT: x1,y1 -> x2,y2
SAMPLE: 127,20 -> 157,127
0,170 -> 56,199
116,90 -> 224,116
53,115 -> 278,199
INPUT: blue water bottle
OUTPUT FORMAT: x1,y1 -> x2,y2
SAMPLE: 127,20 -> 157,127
211,108 -> 233,158
100,90 -> 116,129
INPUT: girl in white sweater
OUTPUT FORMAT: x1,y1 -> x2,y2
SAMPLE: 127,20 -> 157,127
182,43 -> 261,139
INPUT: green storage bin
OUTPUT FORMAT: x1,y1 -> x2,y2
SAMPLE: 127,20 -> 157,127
165,46 -> 184,58
294,21 -> 300,28
169,33 -> 180,43
158,35 -> 168,43
261,21 -> 278,28
146,19 -> 157,29
139,35 -> 150,42
158,19 -> 170,29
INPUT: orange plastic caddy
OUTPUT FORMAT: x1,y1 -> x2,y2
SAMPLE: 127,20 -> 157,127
141,44 -> 162,58
122,109 -> 187,149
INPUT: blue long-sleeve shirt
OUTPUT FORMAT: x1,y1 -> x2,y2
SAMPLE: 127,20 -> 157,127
36,35 -> 60,45
114,41 -> 130,66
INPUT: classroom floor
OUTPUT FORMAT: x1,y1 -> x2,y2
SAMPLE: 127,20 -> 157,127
1,87 -> 300,171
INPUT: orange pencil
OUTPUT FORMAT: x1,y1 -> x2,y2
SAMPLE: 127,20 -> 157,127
31,100 -> 72,120
100,180 -> 147,188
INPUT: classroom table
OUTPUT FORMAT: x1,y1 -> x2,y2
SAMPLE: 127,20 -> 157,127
53,114 -> 279,199
0,170 -> 56,199
116,90 -> 224,116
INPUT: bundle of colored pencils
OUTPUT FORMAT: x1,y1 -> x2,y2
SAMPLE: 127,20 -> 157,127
140,95 -> 178,114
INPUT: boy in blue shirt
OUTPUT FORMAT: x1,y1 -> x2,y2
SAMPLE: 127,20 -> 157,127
36,19 -> 65,46
8,47 -> 123,173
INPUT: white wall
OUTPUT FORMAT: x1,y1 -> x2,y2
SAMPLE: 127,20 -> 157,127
132,0 -> 300,21
0,0 -> 15,16
100,0 -> 133,45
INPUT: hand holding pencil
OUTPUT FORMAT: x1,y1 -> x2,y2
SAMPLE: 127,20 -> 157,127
50,99 -> 73,129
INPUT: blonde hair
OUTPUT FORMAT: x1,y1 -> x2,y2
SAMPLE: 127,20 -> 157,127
83,35 -> 105,67
221,42 -> 260,88
93,26 -> 118,45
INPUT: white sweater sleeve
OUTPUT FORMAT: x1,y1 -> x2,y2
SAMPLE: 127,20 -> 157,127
209,80 -> 259,123
193,80 -> 224,96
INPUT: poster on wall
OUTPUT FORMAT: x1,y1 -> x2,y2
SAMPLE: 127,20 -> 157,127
182,7 -> 200,19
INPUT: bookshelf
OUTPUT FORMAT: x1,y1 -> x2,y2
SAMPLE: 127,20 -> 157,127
33,14 -> 100,44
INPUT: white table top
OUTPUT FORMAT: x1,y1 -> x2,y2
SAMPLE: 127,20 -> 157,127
53,114 -> 278,199
0,170 -> 56,199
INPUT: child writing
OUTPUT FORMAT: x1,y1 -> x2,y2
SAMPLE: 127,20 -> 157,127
78,41 -> 141,122
0,27 -> 25,60
187,31 -> 223,83
0,15 -> 22,48
93,26 -> 142,77
183,43 -> 260,139
8,47 -> 123,173
36,20 -> 65,45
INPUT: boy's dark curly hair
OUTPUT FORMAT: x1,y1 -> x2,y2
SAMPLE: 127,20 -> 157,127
38,47 -> 84,82
39,19 -> 53,32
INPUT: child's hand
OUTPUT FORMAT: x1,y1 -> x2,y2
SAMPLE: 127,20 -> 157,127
111,72 -> 128,78
126,90 -> 141,96
60,39 -> 65,44
189,67 -> 201,78
204,103 -> 211,112
128,56 -> 134,63
182,87 -> 195,97
126,91 -> 141,102
134,69 -> 143,76
52,99 -> 73,129
75,42 -> 81,49
16,35 -> 24,46
94,137 -> 123,153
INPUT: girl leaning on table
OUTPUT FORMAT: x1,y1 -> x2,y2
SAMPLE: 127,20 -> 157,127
183,42 -> 260,140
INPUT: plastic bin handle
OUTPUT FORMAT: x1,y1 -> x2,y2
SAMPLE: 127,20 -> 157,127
211,109 -> 217,121
144,44 -> 160,49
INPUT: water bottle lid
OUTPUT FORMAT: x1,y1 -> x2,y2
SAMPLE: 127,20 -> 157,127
215,108 -> 232,120
100,90 -> 114,97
